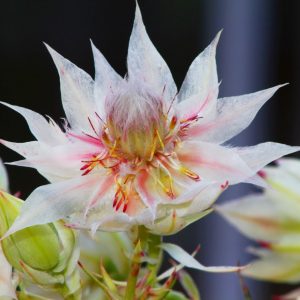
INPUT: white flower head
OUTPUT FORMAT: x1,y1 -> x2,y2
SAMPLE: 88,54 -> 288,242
217,158 -> 300,283
1,4 -> 299,236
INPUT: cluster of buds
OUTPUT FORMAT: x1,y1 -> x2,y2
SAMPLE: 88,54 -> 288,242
0,190 -> 81,299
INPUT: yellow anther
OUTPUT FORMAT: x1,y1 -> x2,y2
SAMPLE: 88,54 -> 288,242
155,128 -> 165,150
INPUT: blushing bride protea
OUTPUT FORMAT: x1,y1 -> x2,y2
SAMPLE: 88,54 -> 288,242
1,4 -> 298,237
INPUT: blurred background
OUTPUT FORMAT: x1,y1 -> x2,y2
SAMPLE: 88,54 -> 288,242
0,0 -> 298,299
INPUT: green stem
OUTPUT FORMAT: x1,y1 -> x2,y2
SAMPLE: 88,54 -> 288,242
124,239 -> 143,299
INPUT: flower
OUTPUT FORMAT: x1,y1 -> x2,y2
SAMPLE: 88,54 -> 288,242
1,4 -> 298,236
217,158 -> 300,283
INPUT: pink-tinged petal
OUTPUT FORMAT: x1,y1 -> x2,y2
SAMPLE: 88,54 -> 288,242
0,102 -> 66,145
7,142 -> 101,182
91,41 -> 123,119
2,173 -> 106,238
235,142 -> 300,174
45,44 -> 96,133
176,141 -> 255,184
177,31 -> 221,118
135,169 -> 156,210
216,194 -> 284,242
187,84 -> 286,144
127,3 -> 177,102
242,252 -> 300,283
0,245 -> 16,299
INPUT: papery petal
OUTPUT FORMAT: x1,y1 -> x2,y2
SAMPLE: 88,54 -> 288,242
45,44 -> 96,133
0,158 -> 9,192
5,141 -> 101,182
0,102 -> 66,145
2,173 -> 111,238
161,243 -> 244,273
242,252 -> 300,283
0,244 -> 16,299
263,167 -> 300,221
127,3 -> 177,102
216,194 -> 285,242
91,41 -> 123,119
177,31 -> 221,119
176,141 -> 255,184
187,85 -> 286,144
182,182 -> 225,215
235,142 -> 300,174
0,140 -> 41,158
278,158 -> 300,179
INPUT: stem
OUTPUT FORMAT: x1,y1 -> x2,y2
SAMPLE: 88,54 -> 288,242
124,236 -> 143,300
124,226 -> 163,300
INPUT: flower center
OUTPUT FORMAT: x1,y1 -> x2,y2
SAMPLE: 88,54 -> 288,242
78,87 -> 202,213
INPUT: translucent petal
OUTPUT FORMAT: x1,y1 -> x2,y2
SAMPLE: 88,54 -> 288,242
0,102 -> 66,145
177,31 -> 221,119
0,158 -> 9,192
176,141 -> 255,184
127,3 -> 177,102
2,173 -> 107,238
235,142 -> 300,173
187,85 -> 286,144
242,252 -> 300,283
0,245 -> 16,299
91,41 -> 122,118
216,194 -> 285,242
278,158 -> 300,179
161,243 -> 244,273
45,44 -> 96,133
1,140 -> 42,157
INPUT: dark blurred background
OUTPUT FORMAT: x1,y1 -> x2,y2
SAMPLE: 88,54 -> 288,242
0,1 -> 299,299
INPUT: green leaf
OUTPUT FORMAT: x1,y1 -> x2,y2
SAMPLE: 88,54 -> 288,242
179,270 -> 200,300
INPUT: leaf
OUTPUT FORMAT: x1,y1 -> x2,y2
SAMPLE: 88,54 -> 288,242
179,270 -> 201,300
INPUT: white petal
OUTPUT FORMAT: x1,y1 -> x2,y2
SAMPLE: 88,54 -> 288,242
263,167 -> 300,221
127,3 -> 177,102
0,102 -> 65,145
91,41 -> 122,119
1,140 -> 42,157
177,32 -> 221,119
188,85 -> 286,144
183,182 -> 224,215
278,158 -> 300,179
235,142 -> 300,173
242,252 -> 300,283
0,158 -> 9,192
2,173 -> 106,238
45,44 -> 96,133
0,245 -> 16,299
176,141 -> 255,184
161,243 -> 244,273
216,194 -> 284,242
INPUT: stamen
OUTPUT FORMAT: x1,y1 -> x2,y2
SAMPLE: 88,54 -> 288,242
88,117 -> 99,137
180,166 -> 201,181
155,129 -> 165,150
148,134 -> 158,161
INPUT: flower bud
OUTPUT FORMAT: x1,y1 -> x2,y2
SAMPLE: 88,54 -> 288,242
0,191 -> 80,297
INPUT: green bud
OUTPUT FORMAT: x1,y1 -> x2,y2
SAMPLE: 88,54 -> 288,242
0,191 -> 81,298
